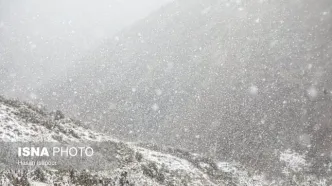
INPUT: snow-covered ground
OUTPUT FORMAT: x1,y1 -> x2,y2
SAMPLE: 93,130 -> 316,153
0,96 -> 331,185
0,102 -> 114,143
0,97 -> 220,185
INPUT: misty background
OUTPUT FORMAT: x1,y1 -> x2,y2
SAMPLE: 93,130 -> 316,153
0,0 -> 171,98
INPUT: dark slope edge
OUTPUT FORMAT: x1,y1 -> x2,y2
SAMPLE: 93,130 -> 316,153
38,0 -> 332,180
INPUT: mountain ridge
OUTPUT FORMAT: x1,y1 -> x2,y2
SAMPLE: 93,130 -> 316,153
0,95 -> 265,185
38,0 -> 332,175
0,95 -> 330,185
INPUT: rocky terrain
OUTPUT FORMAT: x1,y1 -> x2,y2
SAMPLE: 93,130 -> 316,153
0,95 -> 221,185
0,96 -> 331,185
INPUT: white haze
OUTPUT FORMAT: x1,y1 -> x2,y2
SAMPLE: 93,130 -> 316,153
0,0 -> 172,98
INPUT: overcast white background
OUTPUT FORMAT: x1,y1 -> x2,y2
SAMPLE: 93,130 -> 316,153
0,0 -> 172,99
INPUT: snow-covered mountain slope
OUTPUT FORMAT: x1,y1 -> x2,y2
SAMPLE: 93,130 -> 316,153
0,95 -> 331,185
0,96 -> 113,143
38,0 -> 332,176
0,95 -> 254,185
0,95 -> 221,185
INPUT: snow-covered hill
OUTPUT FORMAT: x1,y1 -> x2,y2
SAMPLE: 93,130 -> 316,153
0,96 -> 113,143
0,95 -> 261,186
1,96 -> 331,185
0,95 -> 219,185
38,0 -> 332,176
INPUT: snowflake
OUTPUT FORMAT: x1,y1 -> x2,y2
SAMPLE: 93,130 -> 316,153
151,103 -> 159,111
249,85 -> 258,95
155,89 -> 162,96
307,86 -> 318,98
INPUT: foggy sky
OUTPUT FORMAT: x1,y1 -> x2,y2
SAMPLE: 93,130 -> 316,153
0,0 -> 172,99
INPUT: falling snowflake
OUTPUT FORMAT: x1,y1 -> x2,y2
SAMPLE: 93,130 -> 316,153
307,86 -> 318,98
249,85 -> 258,95
260,118 -> 266,124
151,103 -> 159,111
155,89 -> 162,96
29,93 -> 37,100
322,11 -> 329,15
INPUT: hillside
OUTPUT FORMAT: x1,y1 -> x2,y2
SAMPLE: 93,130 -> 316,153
38,0 -> 332,179
1,95 -> 332,185
0,95 -> 221,185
